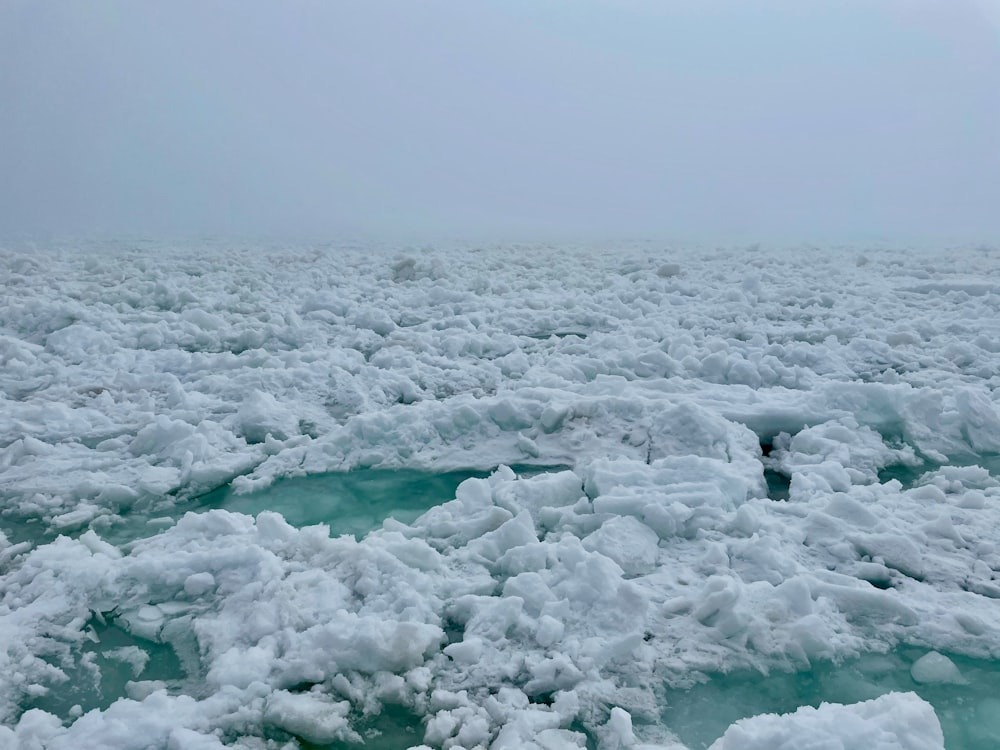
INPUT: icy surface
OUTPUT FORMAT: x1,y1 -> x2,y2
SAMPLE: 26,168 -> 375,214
2,240 -> 1000,748
662,647 -> 1000,749
707,691 -> 943,750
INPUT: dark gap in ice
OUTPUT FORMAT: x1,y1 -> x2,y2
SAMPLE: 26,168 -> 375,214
659,648 -> 1000,750
192,465 -> 563,539
292,704 -> 425,750
860,573 -> 895,591
25,613 -> 186,722
755,436 -> 791,501
763,468 -> 791,501
531,691 -> 557,706
568,719 -> 599,750
4,464 -> 572,551
878,453 -> 1000,490
0,511 -> 46,547
522,331 -> 590,340
94,464 -> 568,547
441,617 -> 466,646
185,469 -> 487,543
884,563 -> 924,584
286,680 -> 323,694
878,462 -> 931,490
967,453 -> 1000,475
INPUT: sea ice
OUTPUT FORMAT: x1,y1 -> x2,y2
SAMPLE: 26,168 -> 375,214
707,692 -> 943,750
909,652 -> 966,685
3,241 -> 1000,748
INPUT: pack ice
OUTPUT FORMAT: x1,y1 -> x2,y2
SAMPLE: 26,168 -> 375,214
2,240 -> 1000,749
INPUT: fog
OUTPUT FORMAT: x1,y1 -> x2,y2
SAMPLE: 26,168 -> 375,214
2,0 -> 999,243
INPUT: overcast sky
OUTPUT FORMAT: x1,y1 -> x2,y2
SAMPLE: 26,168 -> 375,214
2,0 -> 999,243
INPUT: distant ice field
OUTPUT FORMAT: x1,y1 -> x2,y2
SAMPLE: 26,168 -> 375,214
2,240 -> 1000,749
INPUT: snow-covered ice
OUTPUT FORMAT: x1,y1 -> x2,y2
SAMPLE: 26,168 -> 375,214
2,240 -> 1000,749
707,692 -> 944,750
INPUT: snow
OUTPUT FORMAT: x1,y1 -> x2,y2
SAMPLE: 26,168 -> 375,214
2,240 -> 1000,748
909,652 -> 966,685
708,692 -> 944,750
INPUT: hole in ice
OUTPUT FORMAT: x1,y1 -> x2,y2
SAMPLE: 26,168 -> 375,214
0,513 -> 46,546
878,454 -> 1000,490
659,648 -> 1000,750
195,468 -> 491,539
25,613 -> 187,721
977,454 -> 1000,474
96,464 -> 569,546
276,703 -> 425,750
762,468 -> 790,501
521,330 -> 591,340
878,461 -> 933,490
757,438 -> 790,501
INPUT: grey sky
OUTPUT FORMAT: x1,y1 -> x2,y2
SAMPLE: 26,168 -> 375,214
1,0 -> 998,243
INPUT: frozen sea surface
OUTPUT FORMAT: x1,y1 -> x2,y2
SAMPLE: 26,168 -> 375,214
662,648 -> 1000,749
3,240 -> 1000,749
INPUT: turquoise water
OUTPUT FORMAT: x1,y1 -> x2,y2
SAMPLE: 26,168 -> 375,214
762,468 -> 790,501
15,465 -> 566,734
296,705 -> 425,749
3,466 -> 569,549
90,465 -> 567,547
877,454 -> 1000,490
195,467 -> 491,538
660,649 -> 1000,750
16,463 -> 1000,747
29,619 -> 426,748
26,614 -> 187,719
878,462 -> 935,489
